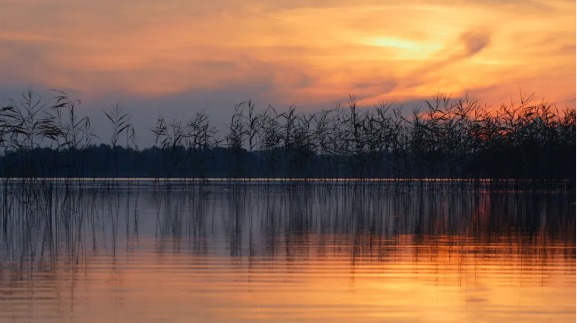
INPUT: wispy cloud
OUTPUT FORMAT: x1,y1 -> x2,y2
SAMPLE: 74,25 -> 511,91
0,32 -> 56,42
460,30 -> 491,57
411,28 -> 492,76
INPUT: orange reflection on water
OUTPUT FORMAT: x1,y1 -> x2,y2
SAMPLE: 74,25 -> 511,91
0,234 -> 573,322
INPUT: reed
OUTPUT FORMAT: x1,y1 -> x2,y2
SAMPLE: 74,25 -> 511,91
0,89 -> 574,180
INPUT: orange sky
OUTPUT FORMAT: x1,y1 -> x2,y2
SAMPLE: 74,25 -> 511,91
0,0 -> 574,118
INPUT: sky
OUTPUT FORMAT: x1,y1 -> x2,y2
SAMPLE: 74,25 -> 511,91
0,0 -> 575,146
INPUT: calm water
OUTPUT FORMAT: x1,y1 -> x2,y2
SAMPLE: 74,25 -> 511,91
0,179 -> 574,322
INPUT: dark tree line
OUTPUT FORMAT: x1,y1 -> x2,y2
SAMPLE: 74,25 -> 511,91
0,90 -> 574,179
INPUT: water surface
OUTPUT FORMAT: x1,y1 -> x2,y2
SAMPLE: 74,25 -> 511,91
0,179 -> 574,322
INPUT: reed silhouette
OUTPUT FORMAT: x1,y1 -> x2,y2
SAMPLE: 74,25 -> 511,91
0,90 -> 574,180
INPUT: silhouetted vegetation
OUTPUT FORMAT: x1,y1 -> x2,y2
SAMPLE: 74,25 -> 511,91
0,90 -> 574,179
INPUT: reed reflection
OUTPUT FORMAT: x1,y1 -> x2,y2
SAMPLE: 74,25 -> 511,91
1,180 -> 575,266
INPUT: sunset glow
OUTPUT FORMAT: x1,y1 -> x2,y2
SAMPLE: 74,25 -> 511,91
0,0 -> 574,111
3,236 -> 573,322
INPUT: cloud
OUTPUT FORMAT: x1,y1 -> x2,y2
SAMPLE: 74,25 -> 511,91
384,28 -> 493,99
0,32 -> 56,43
460,30 -> 491,57
412,28 -> 492,76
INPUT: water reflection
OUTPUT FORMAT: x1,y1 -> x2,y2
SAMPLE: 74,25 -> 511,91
0,180 -> 574,322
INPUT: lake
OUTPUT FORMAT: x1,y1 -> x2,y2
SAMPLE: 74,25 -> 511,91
0,179 -> 574,322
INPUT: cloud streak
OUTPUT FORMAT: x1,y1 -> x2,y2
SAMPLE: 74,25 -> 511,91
460,30 -> 491,57
411,28 -> 492,76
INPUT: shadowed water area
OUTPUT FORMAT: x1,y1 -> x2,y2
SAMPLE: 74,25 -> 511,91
0,179 -> 574,322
